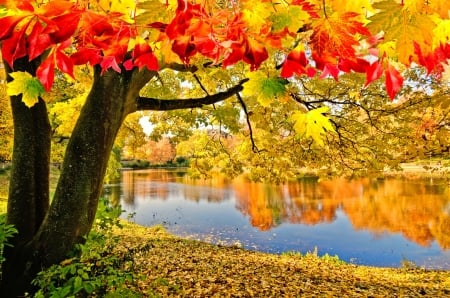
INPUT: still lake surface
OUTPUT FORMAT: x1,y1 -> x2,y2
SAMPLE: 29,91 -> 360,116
105,169 -> 450,269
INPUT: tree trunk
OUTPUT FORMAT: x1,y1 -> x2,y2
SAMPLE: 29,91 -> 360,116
1,66 -> 152,296
1,58 -> 52,296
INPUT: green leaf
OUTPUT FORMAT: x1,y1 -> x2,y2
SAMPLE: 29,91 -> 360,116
73,276 -> 83,292
243,72 -> 287,107
290,106 -> 336,146
6,71 -> 45,107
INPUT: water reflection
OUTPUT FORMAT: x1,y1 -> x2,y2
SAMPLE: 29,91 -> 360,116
111,169 -> 450,268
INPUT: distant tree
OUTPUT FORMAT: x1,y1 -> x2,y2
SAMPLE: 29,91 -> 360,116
147,137 -> 176,165
0,81 -> 12,162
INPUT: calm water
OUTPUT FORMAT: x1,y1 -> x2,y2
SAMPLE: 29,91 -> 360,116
105,169 -> 450,269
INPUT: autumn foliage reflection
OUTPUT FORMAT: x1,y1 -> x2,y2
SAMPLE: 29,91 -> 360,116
120,170 -> 450,249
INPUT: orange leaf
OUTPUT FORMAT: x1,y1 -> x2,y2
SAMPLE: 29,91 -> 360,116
311,12 -> 370,58
244,38 -> 268,71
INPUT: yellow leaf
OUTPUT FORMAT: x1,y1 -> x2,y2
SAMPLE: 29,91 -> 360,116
432,19 -> 450,49
290,106 -> 335,146
270,6 -> 310,33
242,2 -> 271,31
401,0 -> 426,14
243,72 -> 287,107
329,0 -> 374,15
7,71 -> 45,108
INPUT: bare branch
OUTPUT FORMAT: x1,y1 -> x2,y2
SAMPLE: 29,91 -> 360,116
193,73 -> 209,95
236,93 -> 259,153
136,78 -> 249,111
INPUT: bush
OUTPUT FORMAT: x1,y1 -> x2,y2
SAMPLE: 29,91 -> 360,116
121,159 -> 150,169
174,156 -> 189,167
32,198 -> 146,297
0,213 -> 18,280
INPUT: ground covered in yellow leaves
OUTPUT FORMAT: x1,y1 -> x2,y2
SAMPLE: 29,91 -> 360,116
113,223 -> 450,298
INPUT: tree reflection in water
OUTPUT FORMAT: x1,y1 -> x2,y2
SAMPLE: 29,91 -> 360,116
116,170 -> 450,251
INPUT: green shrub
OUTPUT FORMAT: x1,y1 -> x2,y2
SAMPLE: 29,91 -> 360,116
0,213 -> 17,279
174,156 -> 189,167
32,198 -> 145,297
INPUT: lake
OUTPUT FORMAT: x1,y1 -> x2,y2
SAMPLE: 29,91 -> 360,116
105,169 -> 450,269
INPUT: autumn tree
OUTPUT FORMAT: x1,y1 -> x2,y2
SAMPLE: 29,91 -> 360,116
118,112 -> 149,160
0,61 -> 13,162
0,82 -> 13,163
0,0 -> 449,295
174,70 -> 450,181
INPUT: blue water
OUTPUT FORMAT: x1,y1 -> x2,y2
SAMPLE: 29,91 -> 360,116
113,169 -> 450,269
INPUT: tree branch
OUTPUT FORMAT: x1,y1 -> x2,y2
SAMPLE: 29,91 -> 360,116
135,78 -> 249,111
236,93 -> 259,153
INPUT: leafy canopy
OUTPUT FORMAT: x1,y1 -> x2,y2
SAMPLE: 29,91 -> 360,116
0,0 -> 449,146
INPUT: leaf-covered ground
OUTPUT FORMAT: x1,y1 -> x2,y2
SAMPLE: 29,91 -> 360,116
113,223 -> 450,298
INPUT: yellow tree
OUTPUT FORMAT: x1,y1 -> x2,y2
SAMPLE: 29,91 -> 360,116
0,82 -> 13,162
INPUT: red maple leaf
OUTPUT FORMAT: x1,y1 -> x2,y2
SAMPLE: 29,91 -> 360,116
127,39 -> 159,71
385,63 -> 403,100
171,36 -> 197,64
37,56 -> 55,92
339,58 -> 369,73
56,49 -> 74,79
27,19 -> 56,61
100,56 -> 122,73
49,11 -> 83,43
310,12 -> 371,78
365,60 -> 383,86
0,15 -> 29,40
70,47 -> 102,66
281,49 -> 310,78
222,41 -> 246,68
1,24 -> 29,68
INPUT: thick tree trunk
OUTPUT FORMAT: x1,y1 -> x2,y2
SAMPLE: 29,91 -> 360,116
1,58 -> 52,297
4,59 -> 51,243
33,67 -> 134,264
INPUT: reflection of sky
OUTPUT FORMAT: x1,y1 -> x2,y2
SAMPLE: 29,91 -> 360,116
118,172 -> 450,269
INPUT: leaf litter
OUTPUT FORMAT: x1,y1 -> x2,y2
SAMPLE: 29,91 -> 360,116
112,222 -> 450,297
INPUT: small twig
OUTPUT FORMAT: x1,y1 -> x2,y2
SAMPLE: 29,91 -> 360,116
236,93 -> 259,153
193,74 -> 209,96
